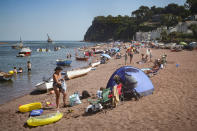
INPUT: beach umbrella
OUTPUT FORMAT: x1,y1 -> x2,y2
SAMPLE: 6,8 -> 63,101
180,42 -> 187,46
106,66 -> 154,96
101,54 -> 111,59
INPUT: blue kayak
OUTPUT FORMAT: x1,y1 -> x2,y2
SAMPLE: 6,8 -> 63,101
56,59 -> 72,66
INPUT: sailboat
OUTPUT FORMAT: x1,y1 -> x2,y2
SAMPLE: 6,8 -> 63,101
12,37 -> 23,49
47,34 -> 53,43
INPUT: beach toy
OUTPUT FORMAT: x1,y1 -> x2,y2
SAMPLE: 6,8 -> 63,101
46,102 -> 55,107
27,111 -> 63,126
19,102 -> 42,113
30,109 -> 43,116
9,70 -> 14,75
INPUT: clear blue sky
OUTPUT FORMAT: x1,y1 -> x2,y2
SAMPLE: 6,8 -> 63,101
0,0 -> 186,41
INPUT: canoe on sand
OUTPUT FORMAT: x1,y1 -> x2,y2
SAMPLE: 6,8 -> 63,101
67,67 -> 92,79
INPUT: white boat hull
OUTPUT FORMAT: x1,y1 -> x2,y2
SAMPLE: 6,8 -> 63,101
91,61 -> 100,67
35,67 -> 92,90
67,67 -> 92,79
35,79 -> 53,91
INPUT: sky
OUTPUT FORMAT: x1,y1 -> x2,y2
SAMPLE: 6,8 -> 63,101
0,0 -> 186,41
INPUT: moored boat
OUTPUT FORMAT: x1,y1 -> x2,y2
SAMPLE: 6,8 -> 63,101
35,67 -> 92,91
35,78 -> 53,91
56,59 -> 72,66
47,34 -> 53,43
75,56 -> 89,61
94,50 -> 104,54
16,47 -> 32,57
12,37 -> 23,49
0,72 -> 13,81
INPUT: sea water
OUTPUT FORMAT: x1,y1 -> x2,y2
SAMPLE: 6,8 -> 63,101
0,41 -> 97,105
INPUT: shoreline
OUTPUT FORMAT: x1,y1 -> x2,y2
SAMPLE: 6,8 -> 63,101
0,44 -> 197,130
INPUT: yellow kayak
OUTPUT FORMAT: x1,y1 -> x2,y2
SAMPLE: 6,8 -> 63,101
19,102 -> 42,113
27,111 -> 63,126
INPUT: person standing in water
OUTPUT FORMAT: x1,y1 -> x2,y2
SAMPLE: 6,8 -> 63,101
27,61 -> 31,72
13,67 -> 17,74
53,67 -> 67,109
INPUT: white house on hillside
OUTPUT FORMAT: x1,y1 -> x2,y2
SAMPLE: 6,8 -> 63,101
135,21 -> 197,41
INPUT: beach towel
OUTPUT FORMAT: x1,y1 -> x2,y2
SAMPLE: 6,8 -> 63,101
112,85 -> 119,107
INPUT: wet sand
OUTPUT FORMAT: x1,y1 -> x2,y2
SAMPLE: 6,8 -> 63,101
0,46 -> 197,131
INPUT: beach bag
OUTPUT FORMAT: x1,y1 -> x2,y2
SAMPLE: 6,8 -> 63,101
60,80 -> 67,92
69,93 -> 81,106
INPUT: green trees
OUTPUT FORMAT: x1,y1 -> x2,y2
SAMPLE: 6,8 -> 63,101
84,2 -> 192,42
189,24 -> 197,38
84,16 -> 137,41
185,0 -> 197,14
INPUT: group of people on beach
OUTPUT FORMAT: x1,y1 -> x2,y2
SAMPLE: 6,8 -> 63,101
51,44 -> 156,109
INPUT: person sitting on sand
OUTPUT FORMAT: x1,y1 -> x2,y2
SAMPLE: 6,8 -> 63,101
53,66 -> 67,108
113,74 -> 140,101
97,87 -> 104,99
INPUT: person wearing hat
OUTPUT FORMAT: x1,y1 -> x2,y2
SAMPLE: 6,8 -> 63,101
53,66 -> 67,108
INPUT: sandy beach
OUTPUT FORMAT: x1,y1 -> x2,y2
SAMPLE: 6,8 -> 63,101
0,46 -> 197,131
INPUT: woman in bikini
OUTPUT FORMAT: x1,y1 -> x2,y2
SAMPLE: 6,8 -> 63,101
53,66 -> 67,108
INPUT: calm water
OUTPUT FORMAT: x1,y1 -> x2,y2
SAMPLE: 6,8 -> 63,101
0,41 -> 97,105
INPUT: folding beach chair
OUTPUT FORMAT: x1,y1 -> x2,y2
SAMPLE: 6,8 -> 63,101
88,88 -> 111,108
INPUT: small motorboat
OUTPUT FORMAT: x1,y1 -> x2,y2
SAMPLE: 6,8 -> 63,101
16,47 -> 32,57
35,78 -> 53,91
75,56 -> 89,61
0,72 -> 13,81
56,59 -> 72,66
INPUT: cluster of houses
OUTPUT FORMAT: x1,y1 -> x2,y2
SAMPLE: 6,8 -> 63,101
136,15 -> 197,41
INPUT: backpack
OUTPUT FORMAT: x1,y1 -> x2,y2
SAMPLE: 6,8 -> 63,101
81,90 -> 91,99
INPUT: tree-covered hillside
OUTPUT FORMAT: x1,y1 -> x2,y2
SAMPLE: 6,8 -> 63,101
84,0 -> 195,42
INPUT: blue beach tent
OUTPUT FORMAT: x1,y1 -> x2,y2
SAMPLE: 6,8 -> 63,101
106,66 -> 154,96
